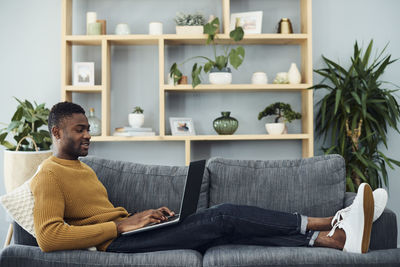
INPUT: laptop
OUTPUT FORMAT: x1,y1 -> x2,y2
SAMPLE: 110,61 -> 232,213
121,159 -> 206,235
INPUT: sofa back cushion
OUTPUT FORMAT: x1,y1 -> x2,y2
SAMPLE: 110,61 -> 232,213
207,155 -> 345,217
81,157 -> 209,214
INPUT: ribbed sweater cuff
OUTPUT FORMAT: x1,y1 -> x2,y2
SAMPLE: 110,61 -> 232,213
101,221 -> 118,239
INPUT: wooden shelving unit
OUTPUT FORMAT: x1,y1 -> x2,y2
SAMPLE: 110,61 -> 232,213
61,0 -> 313,165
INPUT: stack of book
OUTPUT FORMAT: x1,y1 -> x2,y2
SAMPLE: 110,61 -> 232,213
113,127 -> 156,137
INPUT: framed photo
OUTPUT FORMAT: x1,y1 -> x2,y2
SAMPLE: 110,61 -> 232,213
73,62 -> 94,86
230,11 -> 263,34
170,117 -> 196,136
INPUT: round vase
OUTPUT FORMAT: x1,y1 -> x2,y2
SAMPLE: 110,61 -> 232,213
209,67 -> 232,85
265,123 -> 285,135
213,111 -> 238,135
129,113 -> 144,128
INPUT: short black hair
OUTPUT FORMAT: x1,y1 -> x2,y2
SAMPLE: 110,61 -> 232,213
48,102 -> 86,134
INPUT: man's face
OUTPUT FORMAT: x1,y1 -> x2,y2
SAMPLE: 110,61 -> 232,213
54,113 -> 91,159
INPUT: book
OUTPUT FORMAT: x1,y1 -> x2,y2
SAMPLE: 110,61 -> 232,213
113,131 -> 156,137
115,127 -> 153,132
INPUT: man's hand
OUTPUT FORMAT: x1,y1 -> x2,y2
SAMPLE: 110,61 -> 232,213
114,207 -> 175,234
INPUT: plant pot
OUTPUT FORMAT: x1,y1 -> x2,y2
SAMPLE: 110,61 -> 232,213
176,26 -> 204,35
4,150 -> 52,193
209,67 -> 232,85
213,111 -> 238,135
265,123 -> 285,135
128,113 -> 144,128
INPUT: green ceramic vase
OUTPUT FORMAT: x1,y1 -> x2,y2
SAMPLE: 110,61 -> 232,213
213,111 -> 238,135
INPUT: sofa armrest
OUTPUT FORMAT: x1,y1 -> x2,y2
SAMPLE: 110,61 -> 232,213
344,192 -> 398,250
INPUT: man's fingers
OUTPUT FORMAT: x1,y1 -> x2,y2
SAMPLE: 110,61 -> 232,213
158,206 -> 175,216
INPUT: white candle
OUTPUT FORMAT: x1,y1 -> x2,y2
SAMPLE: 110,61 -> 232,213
86,12 -> 97,34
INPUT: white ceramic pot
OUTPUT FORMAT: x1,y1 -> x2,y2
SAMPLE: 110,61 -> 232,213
149,22 -> 163,35
176,26 -> 204,35
251,72 -> 268,84
129,113 -> 144,128
265,123 -> 285,135
209,67 -> 232,85
4,150 -> 52,192
115,23 -> 130,35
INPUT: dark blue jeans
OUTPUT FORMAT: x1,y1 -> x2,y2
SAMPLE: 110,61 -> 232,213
106,203 -> 315,253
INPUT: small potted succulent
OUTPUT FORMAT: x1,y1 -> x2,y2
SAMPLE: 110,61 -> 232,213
128,106 -> 144,128
174,12 -> 206,35
170,17 -> 244,87
258,102 -> 301,134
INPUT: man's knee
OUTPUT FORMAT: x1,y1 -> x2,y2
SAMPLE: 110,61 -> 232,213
211,203 -> 237,215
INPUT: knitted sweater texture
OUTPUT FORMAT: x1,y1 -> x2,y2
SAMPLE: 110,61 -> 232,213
31,156 -> 128,252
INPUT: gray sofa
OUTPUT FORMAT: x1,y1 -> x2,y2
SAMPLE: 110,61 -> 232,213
1,155 -> 400,266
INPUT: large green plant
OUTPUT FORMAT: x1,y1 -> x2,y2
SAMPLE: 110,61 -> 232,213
170,17 -> 244,88
0,98 -> 52,151
312,40 -> 400,191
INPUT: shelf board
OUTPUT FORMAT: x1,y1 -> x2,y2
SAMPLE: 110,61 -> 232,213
163,84 -> 312,92
108,35 -> 160,45
64,86 -> 103,93
163,33 -> 309,45
91,134 -> 310,142
63,34 -> 309,46
64,36 -> 103,45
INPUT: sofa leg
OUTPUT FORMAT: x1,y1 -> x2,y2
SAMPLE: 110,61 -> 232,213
3,224 -> 13,248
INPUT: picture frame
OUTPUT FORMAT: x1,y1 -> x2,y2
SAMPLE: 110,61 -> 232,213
170,117 -> 196,136
230,11 -> 263,34
73,62 -> 95,86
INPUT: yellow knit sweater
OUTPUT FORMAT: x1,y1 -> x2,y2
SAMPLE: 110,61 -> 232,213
31,156 -> 129,252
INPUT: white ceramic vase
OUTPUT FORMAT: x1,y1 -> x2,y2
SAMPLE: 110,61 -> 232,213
288,63 -> 301,84
129,113 -> 144,128
209,67 -> 232,85
265,123 -> 285,135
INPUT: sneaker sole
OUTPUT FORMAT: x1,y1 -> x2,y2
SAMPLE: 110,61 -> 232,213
362,185 -> 374,253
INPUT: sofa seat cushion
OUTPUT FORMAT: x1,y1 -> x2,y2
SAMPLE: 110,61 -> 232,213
81,156 -> 209,214
0,245 -> 203,267
203,245 -> 400,267
207,155 -> 345,217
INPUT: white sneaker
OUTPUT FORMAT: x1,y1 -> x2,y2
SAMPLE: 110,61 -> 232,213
331,187 -> 387,226
328,183 -> 374,253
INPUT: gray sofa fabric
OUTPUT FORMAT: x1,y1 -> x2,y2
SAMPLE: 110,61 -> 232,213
1,155 -> 399,267
80,156 -> 210,213
207,155 -> 345,217
203,245 -> 400,267
0,245 -> 202,267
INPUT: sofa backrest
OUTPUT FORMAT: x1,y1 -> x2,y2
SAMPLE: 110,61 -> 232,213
81,156 -> 210,214
206,155 -> 346,217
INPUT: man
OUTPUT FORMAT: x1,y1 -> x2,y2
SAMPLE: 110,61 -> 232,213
31,101 -> 385,254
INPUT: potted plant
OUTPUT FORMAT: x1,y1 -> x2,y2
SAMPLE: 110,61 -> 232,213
0,98 -> 52,192
169,17 -> 245,88
258,102 -> 301,134
311,39 -> 400,192
174,12 -> 206,35
128,106 -> 144,128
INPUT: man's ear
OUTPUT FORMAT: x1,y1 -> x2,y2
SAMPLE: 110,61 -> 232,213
51,126 -> 61,140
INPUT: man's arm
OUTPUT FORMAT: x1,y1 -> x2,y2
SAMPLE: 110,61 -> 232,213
31,173 -> 117,252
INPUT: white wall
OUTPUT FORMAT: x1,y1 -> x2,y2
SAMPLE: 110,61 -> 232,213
0,0 -> 399,246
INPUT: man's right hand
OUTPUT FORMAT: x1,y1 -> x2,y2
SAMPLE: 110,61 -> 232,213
114,206 -> 175,234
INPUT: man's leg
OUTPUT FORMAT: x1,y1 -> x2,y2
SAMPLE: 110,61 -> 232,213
107,203 -> 317,253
